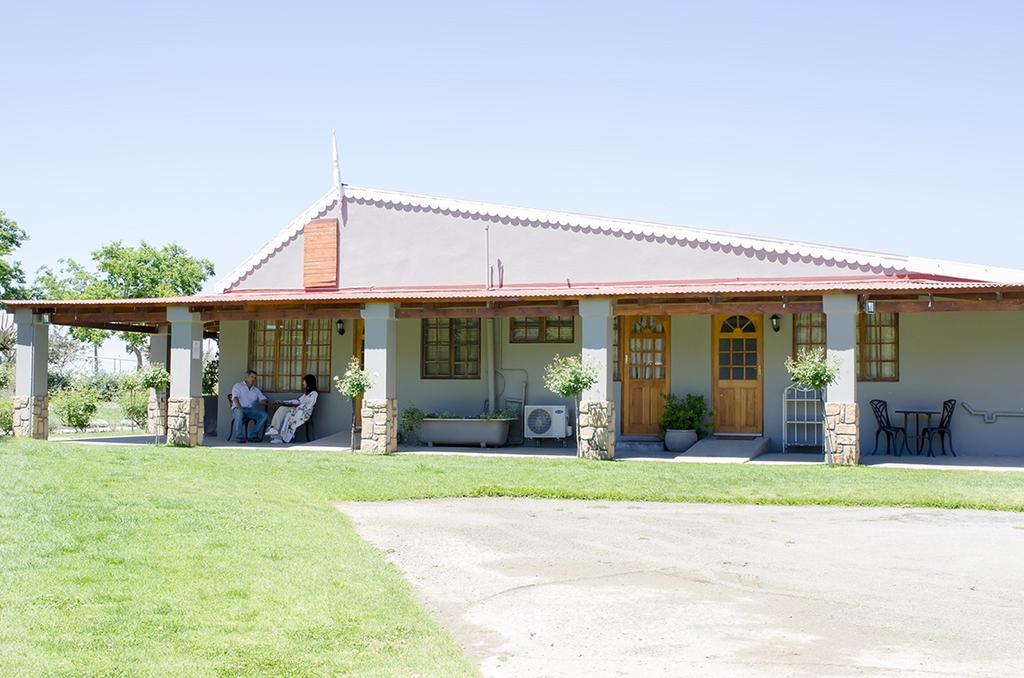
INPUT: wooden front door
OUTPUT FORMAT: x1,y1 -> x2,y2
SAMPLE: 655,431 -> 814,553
622,316 -> 671,436
712,314 -> 763,434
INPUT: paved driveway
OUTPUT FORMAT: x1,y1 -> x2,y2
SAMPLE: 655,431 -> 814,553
338,499 -> 1024,677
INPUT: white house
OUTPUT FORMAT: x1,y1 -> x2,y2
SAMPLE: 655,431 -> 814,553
11,137 -> 1024,462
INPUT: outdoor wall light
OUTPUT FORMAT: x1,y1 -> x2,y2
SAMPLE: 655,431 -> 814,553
770,314 -> 781,333
863,300 -> 876,315
336,319 -> 346,336
38,312 -> 52,323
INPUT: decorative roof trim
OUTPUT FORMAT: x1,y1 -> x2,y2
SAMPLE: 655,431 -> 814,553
216,184 -> 1024,291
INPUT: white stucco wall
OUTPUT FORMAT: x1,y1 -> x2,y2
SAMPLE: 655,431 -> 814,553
230,199 -> 880,293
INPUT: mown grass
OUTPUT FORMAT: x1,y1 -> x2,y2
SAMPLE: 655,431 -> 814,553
1,438 -> 1022,675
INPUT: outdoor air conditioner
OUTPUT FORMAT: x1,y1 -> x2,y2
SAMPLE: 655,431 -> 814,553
523,405 -> 570,440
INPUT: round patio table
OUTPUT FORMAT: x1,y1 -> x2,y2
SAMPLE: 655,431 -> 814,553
895,409 -> 940,455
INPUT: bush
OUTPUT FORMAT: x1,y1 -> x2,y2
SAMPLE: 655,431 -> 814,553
78,373 -> 123,401
785,348 -> 840,392
51,388 -> 99,431
119,390 -> 148,429
202,356 -> 219,396
0,360 -> 14,394
0,397 -> 13,434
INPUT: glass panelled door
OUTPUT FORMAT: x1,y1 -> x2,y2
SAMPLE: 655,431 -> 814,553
622,316 -> 671,435
712,314 -> 763,434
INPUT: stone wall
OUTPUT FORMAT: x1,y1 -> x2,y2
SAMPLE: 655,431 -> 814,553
824,401 -> 860,465
147,391 -> 168,436
166,396 -> 204,447
13,395 -> 48,439
578,400 -> 615,460
360,398 -> 397,454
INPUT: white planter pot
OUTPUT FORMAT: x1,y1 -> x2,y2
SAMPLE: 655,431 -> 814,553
664,429 -> 698,453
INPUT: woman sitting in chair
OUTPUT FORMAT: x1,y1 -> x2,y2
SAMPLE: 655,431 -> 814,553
266,374 -> 318,444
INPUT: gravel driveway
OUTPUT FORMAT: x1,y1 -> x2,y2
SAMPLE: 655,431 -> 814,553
338,499 -> 1024,677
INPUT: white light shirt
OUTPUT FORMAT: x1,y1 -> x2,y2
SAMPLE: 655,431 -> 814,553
231,382 -> 268,409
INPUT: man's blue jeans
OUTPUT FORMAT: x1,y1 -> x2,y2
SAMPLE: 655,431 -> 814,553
232,406 -> 268,442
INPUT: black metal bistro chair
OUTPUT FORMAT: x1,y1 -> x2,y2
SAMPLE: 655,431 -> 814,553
227,393 -> 266,443
920,399 -> 957,457
870,399 -> 910,456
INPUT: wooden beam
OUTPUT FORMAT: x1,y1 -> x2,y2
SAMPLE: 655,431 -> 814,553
613,301 -> 823,316
873,299 -> 1024,313
200,307 -> 363,321
50,311 -> 167,325
50,319 -> 159,333
396,304 -> 579,319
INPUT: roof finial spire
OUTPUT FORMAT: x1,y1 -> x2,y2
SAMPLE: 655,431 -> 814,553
331,129 -> 343,197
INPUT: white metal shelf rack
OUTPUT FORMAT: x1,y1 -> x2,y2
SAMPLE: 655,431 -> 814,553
783,384 -> 824,453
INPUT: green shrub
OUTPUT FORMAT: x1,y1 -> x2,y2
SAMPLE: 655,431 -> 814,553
660,393 -> 712,438
51,388 -> 99,431
202,356 -> 219,395
78,373 -> 123,401
399,405 -> 426,443
785,348 -> 840,392
0,397 -> 13,434
0,361 -> 14,394
119,390 -> 148,429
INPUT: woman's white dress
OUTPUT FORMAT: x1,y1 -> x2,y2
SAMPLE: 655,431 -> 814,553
270,391 -> 318,442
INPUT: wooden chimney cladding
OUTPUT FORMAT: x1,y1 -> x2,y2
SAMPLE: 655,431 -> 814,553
303,218 -> 339,289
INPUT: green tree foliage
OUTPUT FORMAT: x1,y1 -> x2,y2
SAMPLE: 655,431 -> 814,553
0,210 -> 28,301
34,242 -> 215,368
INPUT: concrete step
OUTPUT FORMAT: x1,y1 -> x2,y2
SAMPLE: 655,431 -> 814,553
616,438 -> 666,454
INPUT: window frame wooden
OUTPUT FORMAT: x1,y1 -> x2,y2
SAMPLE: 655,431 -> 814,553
792,312 -> 827,359
247,318 -> 332,393
509,316 -> 575,344
857,312 -> 900,382
421,318 -> 482,380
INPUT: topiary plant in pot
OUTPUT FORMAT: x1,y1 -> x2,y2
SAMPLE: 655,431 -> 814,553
660,393 -> 712,453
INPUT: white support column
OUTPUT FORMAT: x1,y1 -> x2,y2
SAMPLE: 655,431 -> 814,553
146,324 -> 170,436
359,302 -> 397,453
823,295 -> 860,464
13,308 -> 49,439
578,299 -> 615,460
166,307 -> 204,446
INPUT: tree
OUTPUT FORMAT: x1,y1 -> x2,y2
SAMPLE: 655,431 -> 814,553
0,210 -> 29,301
34,242 -> 215,369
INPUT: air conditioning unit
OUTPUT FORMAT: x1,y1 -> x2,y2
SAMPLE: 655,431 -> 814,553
524,405 -> 570,440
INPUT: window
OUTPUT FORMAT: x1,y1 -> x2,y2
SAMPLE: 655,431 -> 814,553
248,319 -> 332,392
793,312 -> 827,358
422,318 -> 481,379
858,312 -> 899,381
510,316 -> 575,343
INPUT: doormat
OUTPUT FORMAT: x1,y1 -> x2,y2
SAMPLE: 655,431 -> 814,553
713,435 -> 758,441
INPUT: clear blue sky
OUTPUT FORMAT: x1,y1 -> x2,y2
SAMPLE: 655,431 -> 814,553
2,0 -> 1022,290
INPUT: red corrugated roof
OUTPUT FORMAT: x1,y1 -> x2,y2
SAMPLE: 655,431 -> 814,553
7,275 -> 1023,309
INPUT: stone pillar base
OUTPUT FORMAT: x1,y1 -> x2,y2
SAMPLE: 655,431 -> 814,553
13,395 -> 48,439
147,391 -> 168,436
578,400 -> 615,460
825,402 -> 859,465
360,399 -> 397,454
167,397 -> 204,447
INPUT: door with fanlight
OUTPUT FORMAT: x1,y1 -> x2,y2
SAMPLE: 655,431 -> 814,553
712,314 -> 763,434
621,316 -> 671,436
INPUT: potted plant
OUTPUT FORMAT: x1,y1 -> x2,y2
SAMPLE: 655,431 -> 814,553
785,348 -> 840,466
334,357 -> 372,450
660,393 -> 712,453
543,354 -> 598,454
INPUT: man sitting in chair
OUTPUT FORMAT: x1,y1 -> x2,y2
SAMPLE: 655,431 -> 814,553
231,369 -> 268,442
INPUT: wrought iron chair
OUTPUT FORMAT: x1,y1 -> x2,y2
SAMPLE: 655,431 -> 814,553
921,399 -> 957,457
227,393 -> 266,443
870,399 -> 910,456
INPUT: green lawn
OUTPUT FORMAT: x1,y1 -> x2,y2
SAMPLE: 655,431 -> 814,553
1,440 -> 1023,676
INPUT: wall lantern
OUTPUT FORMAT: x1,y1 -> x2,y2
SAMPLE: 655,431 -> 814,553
770,314 -> 781,333
38,312 -> 52,323
336,319 -> 346,336
863,300 -> 876,315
